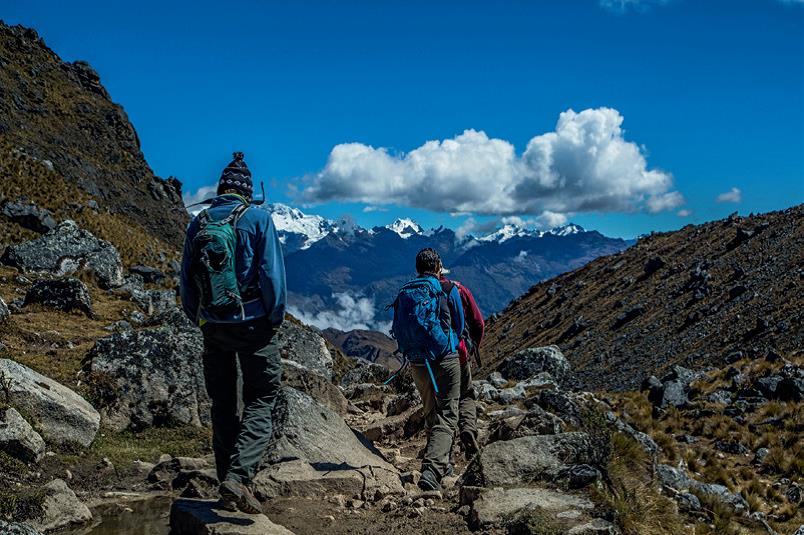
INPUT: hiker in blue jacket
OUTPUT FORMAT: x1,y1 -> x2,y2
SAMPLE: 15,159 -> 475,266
180,152 -> 286,514
393,248 -> 464,492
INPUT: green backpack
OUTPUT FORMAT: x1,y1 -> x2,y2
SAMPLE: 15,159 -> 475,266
191,203 -> 250,319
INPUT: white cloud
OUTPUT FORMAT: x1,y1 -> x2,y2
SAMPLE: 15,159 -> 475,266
677,209 -> 693,217
362,205 -> 389,213
302,107 -> 682,217
183,183 -> 217,207
646,191 -> 685,213
534,211 -> 569,229
288,292 -> 390,333
514,250 -> 529,264
716,187 -> 742,204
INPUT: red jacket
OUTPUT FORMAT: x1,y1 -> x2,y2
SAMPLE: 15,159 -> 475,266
441,277 -> 484,363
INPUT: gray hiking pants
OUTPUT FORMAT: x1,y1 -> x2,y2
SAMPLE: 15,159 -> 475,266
459,360 -> 478,438
201,317 -> 281,485
411,355 -> 461,480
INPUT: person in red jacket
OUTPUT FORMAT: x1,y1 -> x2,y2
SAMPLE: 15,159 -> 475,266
440,275 -> 484,456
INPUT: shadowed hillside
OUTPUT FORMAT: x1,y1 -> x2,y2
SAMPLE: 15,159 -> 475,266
0,22 -> 187,247
481,205 -> 804,391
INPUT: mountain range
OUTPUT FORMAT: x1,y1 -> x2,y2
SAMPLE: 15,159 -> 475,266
262,203 -> 632,327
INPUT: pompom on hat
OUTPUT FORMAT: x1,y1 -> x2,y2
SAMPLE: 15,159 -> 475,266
217,151 -> 253,199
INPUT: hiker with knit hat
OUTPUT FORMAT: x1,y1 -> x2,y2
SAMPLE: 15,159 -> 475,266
180,152 -> 286,514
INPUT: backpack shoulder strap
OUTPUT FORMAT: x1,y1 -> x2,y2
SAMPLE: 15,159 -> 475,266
439,279 -> 455,296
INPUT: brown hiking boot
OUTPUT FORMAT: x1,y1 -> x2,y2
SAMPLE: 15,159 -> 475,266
219,479 -> 262,515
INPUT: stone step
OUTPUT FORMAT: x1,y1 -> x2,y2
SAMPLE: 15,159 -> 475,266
169,498 -> 295,535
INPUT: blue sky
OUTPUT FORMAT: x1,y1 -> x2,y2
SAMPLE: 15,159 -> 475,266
4,0 -> 803,238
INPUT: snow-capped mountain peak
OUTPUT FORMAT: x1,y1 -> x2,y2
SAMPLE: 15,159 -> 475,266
386,218 -> 423,239
262,203 -> 338,252
475,222 -> 585,243
549,223 -> 585,236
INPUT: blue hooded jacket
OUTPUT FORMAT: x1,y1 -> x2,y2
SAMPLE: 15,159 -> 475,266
180,194 -> 286,326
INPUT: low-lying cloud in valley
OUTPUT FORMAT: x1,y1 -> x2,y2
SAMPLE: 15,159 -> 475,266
301,107 -> 684,221
287,292 -> 391,333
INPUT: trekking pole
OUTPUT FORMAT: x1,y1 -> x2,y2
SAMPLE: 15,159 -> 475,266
425,359 -> 439,394
383,359 -> 409,386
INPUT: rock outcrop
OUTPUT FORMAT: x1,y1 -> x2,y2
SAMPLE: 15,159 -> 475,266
27,479 -> 92,533
23,278 -> 94,317
274,321 -> 333,379
85,323 -> 209,431
0,358 -> 99,447
1,221 -> 123,289
1,200 -> 57,234
0,407 -> 45,463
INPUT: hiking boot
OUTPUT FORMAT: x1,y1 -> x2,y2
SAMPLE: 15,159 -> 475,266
418,469 -> 441,492
219,479 -> 262,515
460,430 -> 480,458
217,497 -> 238,512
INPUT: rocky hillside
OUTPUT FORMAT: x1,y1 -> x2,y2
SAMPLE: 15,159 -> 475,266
480,205 -> 804,391
0,22 -> 187,248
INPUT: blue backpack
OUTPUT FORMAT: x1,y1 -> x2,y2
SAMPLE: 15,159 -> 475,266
390,276 -> 456,364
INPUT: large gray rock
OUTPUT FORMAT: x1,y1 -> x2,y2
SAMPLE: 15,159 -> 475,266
274,321 -> 333,379
28,479 -> 92,533
497,346 -> 573,386
1,220 -> 124,289
0,521 -> 44,535
169,498 -> 295,535
464,432 -> 600,487
254,458 -> 403,502
264,387 -> 394,471
657,464 -> 749,514
85,324 -> 210,431
461,486 -> 594,531
0,359 -> 99,447
23,278 -> 94,317
487,405 -> 564,443
1,200 -> 57,234
0,407 -> 45,463
281,363 -> 349,415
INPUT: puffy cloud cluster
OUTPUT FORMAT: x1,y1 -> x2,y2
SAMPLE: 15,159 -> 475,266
288,292 -> 390,333
302,108 -> 683,220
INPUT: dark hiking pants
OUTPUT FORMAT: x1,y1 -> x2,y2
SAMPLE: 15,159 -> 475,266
411,355 -> 461,480
201,317 -> 281,486
459,360 -> 478,438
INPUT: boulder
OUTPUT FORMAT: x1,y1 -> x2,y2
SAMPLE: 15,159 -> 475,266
464,432 -> 600,487
487,405 -> 564,443
129,264 -> 167,283
116,275 -> 177,315
339,360 -> 390,387
461,486 -> 594,531
28,479 -> 92,533
1,200 -> 57,234
657,464 -> 748,513
169,498 -> 295,535
254,458 -> 403,502
23,278 -> 94,317
529,390 -> 584,426
264,387 -> 395,472
605,412 -> 659,462
274,321 -> 333,379
281,363 -> 349,415
496,346 -> 572,386
1,220 -> 124,289
0,521 -> 44,535
0,407 -> 45,463
85,324 -> 210,431
0,359 -> 100,447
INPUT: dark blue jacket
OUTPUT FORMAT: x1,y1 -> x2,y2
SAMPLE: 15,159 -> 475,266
180,194 -> 286,326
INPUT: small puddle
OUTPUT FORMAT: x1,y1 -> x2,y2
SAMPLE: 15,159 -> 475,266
61,495 -> 172,535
